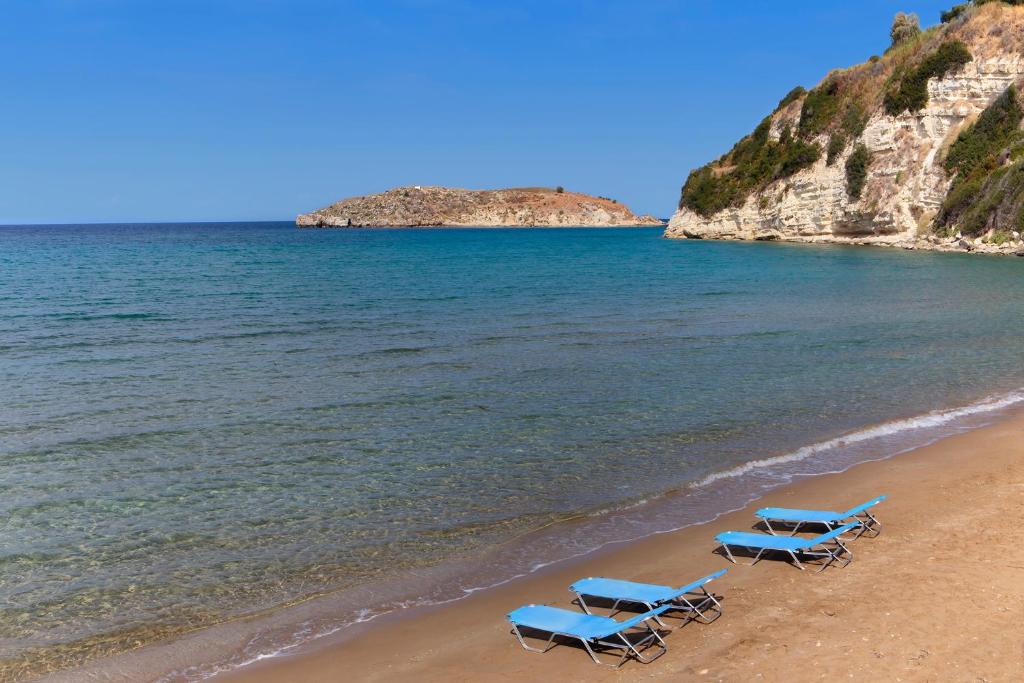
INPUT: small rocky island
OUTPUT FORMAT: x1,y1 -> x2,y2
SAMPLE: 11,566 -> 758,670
296,185 -> 663,228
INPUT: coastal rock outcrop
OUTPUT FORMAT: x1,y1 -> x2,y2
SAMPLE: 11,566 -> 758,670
667,2 -> 1024,254
297,186 -> 663,228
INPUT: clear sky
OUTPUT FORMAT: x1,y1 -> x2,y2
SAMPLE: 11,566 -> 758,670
2,0 -> 956,224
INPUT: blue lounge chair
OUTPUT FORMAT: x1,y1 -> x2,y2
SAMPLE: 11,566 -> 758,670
506,603 -> 670,667
569,569 -> 726,627
756,495 -> 886,538
715,521 -> 859,572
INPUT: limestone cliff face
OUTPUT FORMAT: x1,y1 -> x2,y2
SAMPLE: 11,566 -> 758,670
667,4 -> 1024,254
297,186 -> 663,228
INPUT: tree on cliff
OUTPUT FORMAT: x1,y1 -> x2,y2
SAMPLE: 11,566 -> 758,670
890,12 -> 921,47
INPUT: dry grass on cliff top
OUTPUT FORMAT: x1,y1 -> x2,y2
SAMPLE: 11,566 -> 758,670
680,2 -> 1024,219
810,2 -> 1024,126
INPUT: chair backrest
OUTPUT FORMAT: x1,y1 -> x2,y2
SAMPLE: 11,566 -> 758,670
809,521 -> 860,546
842,494 -> 887,518
677,568 -> 727,592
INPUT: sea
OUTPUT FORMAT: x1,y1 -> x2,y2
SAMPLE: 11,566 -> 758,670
4,222 -> 1024,680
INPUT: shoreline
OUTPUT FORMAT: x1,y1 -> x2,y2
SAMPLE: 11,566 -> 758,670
33,393 -> 1024,682
663,231 -> 1024,256
216,404 -> 1024,681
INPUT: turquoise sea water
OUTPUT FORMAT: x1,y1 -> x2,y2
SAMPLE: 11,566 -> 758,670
5,223 -> 1024,678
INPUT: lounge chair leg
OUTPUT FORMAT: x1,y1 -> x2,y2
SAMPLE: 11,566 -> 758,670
787,550 -> 806,570
813,539 -> 852,572
579,637 -> 622,668
618,634 -> 639,666
645,622 -> 669,654
835,539 -> 853,566
511,625 -> 557,654
575,593 -> 593,615
677,589 -> 722,624
620,626 -> 667,664
698,588 -> 724,622
815,550 -> 836,573
642,601 -> 669,628
676,597 -> 699,625
722,543 -> 738,564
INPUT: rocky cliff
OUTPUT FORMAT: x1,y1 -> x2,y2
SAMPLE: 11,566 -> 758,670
297,186 -> 663,228
667,1 -> 1024,254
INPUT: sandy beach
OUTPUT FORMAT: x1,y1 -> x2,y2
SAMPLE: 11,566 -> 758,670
16,4 -> 1024,683
220,407 -> 1024,682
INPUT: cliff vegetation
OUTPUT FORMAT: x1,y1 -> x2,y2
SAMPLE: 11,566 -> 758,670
678,7 -> 980,219
935,85 -> 1024,238
671,0 -> 1024,253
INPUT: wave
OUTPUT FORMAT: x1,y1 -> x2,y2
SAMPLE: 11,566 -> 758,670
69,387 -> 1024,682
691,388 -> 1024,488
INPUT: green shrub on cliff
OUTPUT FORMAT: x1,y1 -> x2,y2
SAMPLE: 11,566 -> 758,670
826,134 -> 847,166
945,86 -> 1023,179
824,104 -> 868,166
845,144 -> 872,199
799,80 -> 841,137
776,86 -> 807,111
935,86 -> 1024,234
883,41 -> 972,115
941,3 -> 970,22
840,103 -> 868,139
938,162 -> 1024,236
679,117 -> 821,217
779,139 -> 822,177
679,168 -> 740,217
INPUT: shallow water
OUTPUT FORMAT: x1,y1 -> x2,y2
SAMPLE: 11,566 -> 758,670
4,223 -> 1024,678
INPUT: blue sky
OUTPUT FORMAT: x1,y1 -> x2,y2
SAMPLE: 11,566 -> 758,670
1,0 -> 955,224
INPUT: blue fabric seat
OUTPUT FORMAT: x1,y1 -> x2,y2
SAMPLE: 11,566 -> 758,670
715,521 -> 860,572
715,531 -> 816,551
506,603 -> 670,667
569,569 -> 726,626
755,495 -> 886,537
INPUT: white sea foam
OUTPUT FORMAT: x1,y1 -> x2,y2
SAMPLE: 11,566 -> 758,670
690,389 -> 1024,488
149,388 -> 1024,682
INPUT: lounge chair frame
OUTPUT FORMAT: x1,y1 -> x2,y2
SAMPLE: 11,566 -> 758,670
718,522 -> 858,573
571,575 -> 723,628
762,509 -> 882,539
509,606 -> 668,668
758,495 -> 886,539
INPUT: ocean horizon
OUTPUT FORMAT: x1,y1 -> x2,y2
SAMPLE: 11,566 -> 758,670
6,222 -> 1024,679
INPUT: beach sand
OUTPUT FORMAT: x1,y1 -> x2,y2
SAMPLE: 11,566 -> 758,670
220,409 -> 1024,682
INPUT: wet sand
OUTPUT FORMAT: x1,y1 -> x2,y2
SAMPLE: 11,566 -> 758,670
221,407 -> 1024,682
